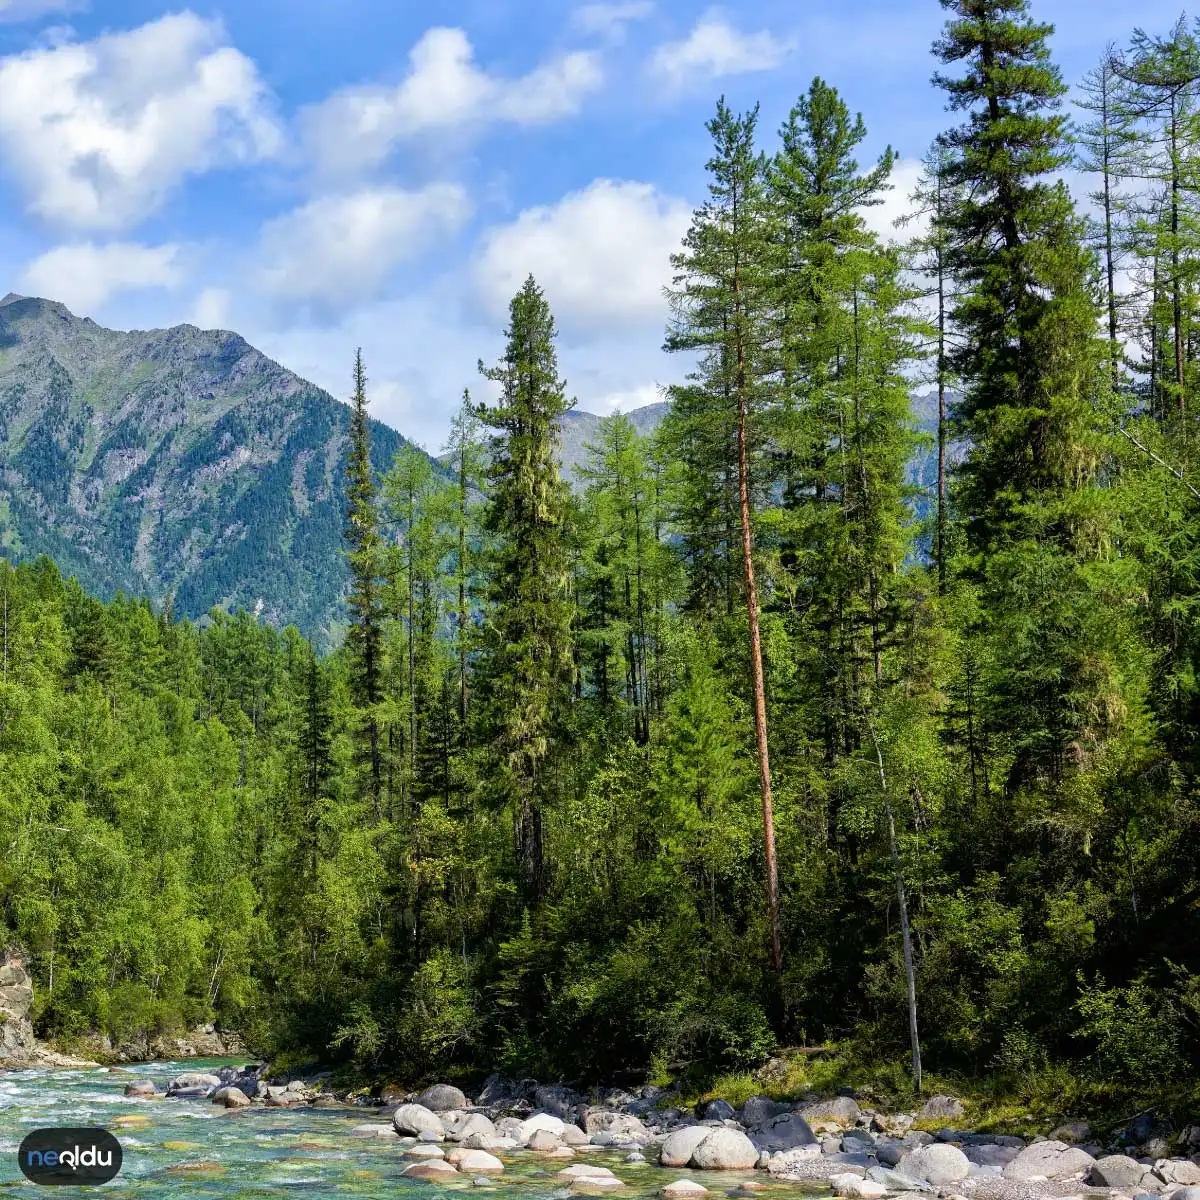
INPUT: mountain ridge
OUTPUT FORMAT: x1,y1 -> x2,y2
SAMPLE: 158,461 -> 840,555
0,295 -> 406,646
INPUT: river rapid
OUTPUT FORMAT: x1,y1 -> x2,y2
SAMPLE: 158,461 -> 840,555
0,1059 -> 816,1198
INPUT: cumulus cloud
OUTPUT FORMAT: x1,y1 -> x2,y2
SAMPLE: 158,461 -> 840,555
301,27 -> 602,176
0,12 -> 280,230
190,286 -> 232,330
474,178 -> 691,333
861,157 -> 926,244
0,0 -> 84,21
20,240 -> 182,312
572,2 -> 653,39
255,184 -> 470,313
650,10 -> 791,87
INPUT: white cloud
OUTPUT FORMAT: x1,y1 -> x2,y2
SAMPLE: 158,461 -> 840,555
586,383 -> 663,414
474,179 -> 691,334
0,12 -> 280,230
650,10 -> 791,87
301,28 -> 602,176
861,156 -> 925,244
572,2 -> 653,38
190,286 -> 232,330
256,183 -> 470,312
0,0 -> 83,22
20,240 -> 182,312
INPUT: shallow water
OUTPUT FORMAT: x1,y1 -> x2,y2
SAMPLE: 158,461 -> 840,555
0,1058 -> 826,1198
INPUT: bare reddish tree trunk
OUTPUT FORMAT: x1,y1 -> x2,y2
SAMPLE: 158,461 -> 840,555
735,334 -> 782,979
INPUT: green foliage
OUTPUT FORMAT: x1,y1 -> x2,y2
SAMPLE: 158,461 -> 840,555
10,2 -> 1200,1110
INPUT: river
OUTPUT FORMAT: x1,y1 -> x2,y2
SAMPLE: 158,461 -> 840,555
0,1059 -> 811,1197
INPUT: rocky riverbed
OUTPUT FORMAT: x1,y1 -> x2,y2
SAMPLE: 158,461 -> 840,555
99,1065 -> 1200,1200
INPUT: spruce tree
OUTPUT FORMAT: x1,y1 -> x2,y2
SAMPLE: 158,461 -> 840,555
477,276 -> 575,900
343,349 -> 384,810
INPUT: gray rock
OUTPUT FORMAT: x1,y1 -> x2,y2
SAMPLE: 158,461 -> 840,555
898,1144 -> 971,1185
964,1144 -> 1020,1168
528,1129 -> 561,1151
1090,1154 -> 1152,1189
625,1152 -> 645,1163
1168,1189 -> 1200,1200
351,1124 -> 399,1139
168,1071 -> 222,1094
904,1131 -> 936,1150
123,1080 -> 157,1097
445,1113 -> 496,1143
1002,1141 -> 1095,1181
799,1096 -> 862,1128
691,1129 -> 759,1171
393,1103 -> 446,1139
519,1113 -> 566,1143
583,1110 -> 648,1140
211,1085 -> 251,1108
752,1113 -> 818,1153
701,1100 -> 736,1121
844,1129 -> 875,1149
561,1125 -> 589,1147
536,1085 -> 579,1119
457,1150 -> 504,1173
741,1096 -> 786,1127
822,1136 -> 843,1155
1049,1122 -> 1091,1144
876,1137 -> 905,1166
917,1096 -> 965,1123
867,1167 -> 934,1193
1155,1160 -> 1200,1187
418,1084 -> 468,1112
660,1126 -> 715,1167
494,1116 -> 524,1139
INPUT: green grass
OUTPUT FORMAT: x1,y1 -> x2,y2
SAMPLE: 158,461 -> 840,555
669,1043 -> 1200,1144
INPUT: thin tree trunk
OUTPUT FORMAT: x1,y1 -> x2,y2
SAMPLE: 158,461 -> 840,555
936,194 -> 948,593
458,440 -> 470,736
733,274 -> 782,980
871,726 -> 922,1094
1101,72 -> 1120,394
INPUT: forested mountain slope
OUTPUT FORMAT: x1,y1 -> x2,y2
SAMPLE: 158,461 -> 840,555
0,294 -> 406,645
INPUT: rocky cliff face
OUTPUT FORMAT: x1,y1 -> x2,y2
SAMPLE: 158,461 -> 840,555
0,294 -> 408,645
0,950 -> 91,1067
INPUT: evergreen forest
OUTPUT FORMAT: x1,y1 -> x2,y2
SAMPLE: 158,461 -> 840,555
4,0 -> 1200,1111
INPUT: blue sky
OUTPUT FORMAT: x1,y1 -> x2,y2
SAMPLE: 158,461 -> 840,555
0,0 -> 1188,448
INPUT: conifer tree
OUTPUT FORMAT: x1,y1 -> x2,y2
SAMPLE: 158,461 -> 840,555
477,276 -> 575,900
444,391 -> 486,735
665,100 -> 783,977
343,349 -> 384,810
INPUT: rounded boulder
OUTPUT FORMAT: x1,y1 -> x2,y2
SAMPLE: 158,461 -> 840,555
1003,1141 -> 1095,1181
660,1126 -> 713,1168
418,1084 -> 468,1112
393,1103 -> 446,1139
691,1128 -> 760,1171
898,1143 -> 970,1185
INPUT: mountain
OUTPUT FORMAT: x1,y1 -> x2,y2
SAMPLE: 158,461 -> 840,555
557,400 -> 669,482
0,294 -> 407,645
